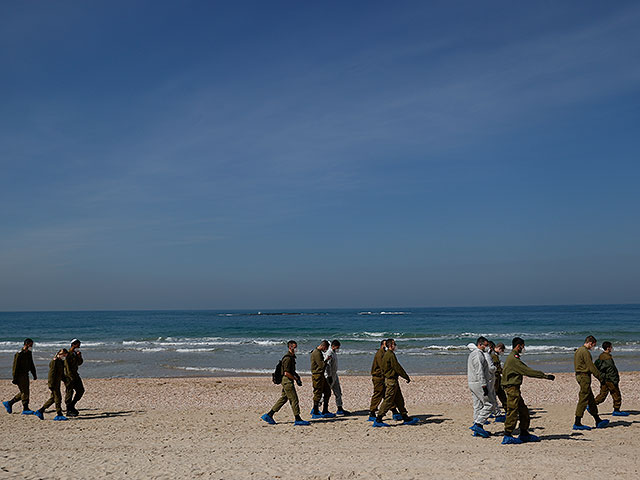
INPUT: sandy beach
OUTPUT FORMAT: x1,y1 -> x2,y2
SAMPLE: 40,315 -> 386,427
1,373 -> 639,479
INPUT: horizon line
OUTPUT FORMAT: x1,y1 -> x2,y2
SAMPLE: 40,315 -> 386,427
1,302 -> 638,314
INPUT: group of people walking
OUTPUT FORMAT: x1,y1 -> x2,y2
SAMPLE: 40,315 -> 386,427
466,334 -> 628,444
3,338 -> 84,421
261,337 -> 420,426
262,334 -> 629,444
261,339 -> 357,426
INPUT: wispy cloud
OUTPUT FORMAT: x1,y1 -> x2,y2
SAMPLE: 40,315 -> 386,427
104,4 -> 640,179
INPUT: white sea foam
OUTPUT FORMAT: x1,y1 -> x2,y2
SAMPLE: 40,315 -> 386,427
338,349 -> 374,355
135,337 -> 274,344
169,365 -> 314,375
454,331 -> 571,339
251,340 -> 282,346
607,346 -> 640,352
0,341 -> 109,348
520,345 -> 577,352
119,337 -> 283,351
122,339 -> 243,347
175,348 -> 218,353
170,366 -> 273,374
357,311 -> 410,316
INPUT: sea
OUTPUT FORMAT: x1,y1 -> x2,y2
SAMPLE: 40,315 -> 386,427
1,304 -> 638,379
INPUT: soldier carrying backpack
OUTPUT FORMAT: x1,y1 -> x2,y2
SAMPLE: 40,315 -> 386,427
261,340 -> 310,426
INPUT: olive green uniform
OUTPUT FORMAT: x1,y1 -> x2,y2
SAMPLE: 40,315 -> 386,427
574,346 -> 601,418
491,352 -> 507,409
377,350 -> 409,418
369,346 -> 387,412
311,348 -> 331,405
594,351 -> 622,410
64,350 -> 85,410
501,350 -> 546,435
39,358 -> 66,416
7,349 -> 37,410
271,352 -> 300,416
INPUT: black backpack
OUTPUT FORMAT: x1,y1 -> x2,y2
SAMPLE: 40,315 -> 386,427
272,359 -> 283,384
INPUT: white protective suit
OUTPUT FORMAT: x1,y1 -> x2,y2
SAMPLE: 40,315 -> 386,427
467,343 -> 493,424
322,347 -> 343,409
483,349 -> 501,415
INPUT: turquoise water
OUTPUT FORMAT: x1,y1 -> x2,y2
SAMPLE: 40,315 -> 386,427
1,304 -> 638,378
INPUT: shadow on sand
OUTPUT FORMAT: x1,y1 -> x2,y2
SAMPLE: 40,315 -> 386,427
308,415 -> 351,424
72,410 -> 141,420
606,420 -> 639,427
539,432 -> 592,441
348,409 -> 371,418
412,413 -> 450,425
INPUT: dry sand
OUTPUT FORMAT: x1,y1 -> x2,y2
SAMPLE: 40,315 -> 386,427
1,373 -> 639,479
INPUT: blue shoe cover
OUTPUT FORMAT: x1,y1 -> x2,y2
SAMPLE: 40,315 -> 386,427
260,413 -> 276,425
294,419 -> 310,426
572,424 -> 591,430
53,415 -> 68,421
495,415 -> 506,422
392,413 -> 403,421
402,417 -> 419,425
34,410 -> 44,420
372,420 -> 390,427
21,410 -> 35,415
612,411 -> 629,416
519,433 -> 540,443
2,401 -> 12,414
502,435 -> 523,445
367,415 -> 376,421
311,413 -> 324,419
322,412 -> 336,418
483,420 -> 491,425
596,419 -> 609,429
470,424 -> 490,438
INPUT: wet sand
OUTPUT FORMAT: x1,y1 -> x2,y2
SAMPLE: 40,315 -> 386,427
1,373 -> 639,479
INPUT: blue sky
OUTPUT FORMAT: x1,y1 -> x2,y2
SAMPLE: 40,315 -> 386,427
1,1 -> 639,310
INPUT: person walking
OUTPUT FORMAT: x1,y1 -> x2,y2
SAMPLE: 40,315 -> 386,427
483,341 -> 501,421
64,339 -> 85,417
492,342 -> 508,414
501,337 -> 555,444
310,340 -> 333,418
35,349 -> 69,421
373,339 -> 418,427
368,340 -> 401,421
261,340 -> 310,426
594,341 -> 628,416
467,336 -> 493,438
573,336 -> 609,430
323,340 -> 349,415
3,338 -> 37,415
